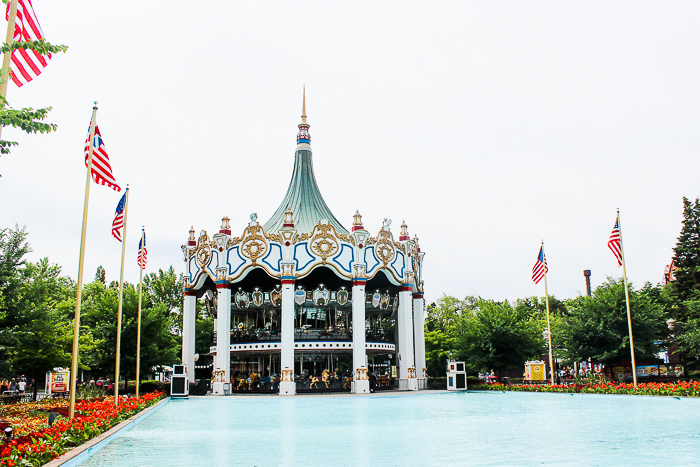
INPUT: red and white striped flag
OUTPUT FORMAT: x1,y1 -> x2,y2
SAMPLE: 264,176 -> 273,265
5,0 -> 51,87
532,245 -> 548,284
608,217 -> 623,267
84,124 -> 121,191
112,192 -> 127,241
137,233 -> 147,270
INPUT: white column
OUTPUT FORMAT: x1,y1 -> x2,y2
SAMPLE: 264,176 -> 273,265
182,292 -> 197,385
413,293 -> 427,389
352,279 -> 369,394
279,277 -> 296,395
212,284 -> 231,395
397,284 -> 417,390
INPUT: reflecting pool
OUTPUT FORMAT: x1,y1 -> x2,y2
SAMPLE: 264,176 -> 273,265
67,391 -> 700,466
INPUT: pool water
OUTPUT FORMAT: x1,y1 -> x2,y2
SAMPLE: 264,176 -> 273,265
68,391 -> 700,466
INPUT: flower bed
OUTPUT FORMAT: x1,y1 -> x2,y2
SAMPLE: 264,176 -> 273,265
471,380 -> 700,397
0,391 -> 164,466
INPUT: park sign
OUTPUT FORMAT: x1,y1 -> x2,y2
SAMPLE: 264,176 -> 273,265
45,368 -> 70,394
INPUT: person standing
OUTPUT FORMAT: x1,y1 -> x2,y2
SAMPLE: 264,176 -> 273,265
17,379 -> 25,395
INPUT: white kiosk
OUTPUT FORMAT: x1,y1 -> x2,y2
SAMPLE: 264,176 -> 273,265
446,360 -> 467,391
171,364 -> 189,398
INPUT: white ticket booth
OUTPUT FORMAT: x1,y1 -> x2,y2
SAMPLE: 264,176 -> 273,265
171,364 -> 189,398
446,360 -> 467,391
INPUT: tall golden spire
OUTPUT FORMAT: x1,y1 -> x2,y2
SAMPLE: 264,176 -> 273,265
297,86 -> 310,144
301,85 -> 307,125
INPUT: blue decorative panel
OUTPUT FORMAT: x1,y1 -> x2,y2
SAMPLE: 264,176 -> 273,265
332,244 -> 354,274
391,251 -> 405,278
262,243 -> 282,272
364,246 -> 379,274
227,247 -> 246,275
294,243 -> 315,272
208,250 -> 218,277
188,255 -> 200,281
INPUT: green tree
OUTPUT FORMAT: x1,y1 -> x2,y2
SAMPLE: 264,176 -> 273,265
81,269 -> 179,381
454,298 -> 543,377
0,226 -> 85,396
143,267 -> 183,333
423,295 -> 476,377
2,258 -> 76,396
674,300 -> 700,360
0,224 -> 30,317
554,279 -> 670,366
424,329 -> 456,377
670,197 -> 700,320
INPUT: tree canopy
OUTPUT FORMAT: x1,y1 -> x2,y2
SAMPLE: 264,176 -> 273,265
554,279 -> 669,366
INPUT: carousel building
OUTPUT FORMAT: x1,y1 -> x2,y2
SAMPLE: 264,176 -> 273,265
180,94 -> 426,395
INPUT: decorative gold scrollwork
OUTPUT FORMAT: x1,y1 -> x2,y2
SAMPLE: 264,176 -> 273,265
310,223 -> 339,262
374,229 -> 396,265
240,224 -> 268,263
265,232 -> 282,243
196,231 -> 212,269
212,370 -> 226,382
281,263 -> 295,277
336,231 -> 355,246
422,368 -> 428,378
405,271 -> 415,285
281,369 -> 294,382
356,368 -> 369,380
353,264 -> 367,279
411,243 -> 420,275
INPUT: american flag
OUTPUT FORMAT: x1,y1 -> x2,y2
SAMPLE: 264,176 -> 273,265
112,192 -> 127,242
532,245 -> 548,284
137,233 -> 147,270
84,124 -> 121,191
5,0 -> 51,87
608,217 -> 623,267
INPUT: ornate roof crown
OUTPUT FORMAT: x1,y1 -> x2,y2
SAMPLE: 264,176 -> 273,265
263,90 -> 348,235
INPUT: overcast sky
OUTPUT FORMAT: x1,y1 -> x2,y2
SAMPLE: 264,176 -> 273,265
1,1 -> 699,305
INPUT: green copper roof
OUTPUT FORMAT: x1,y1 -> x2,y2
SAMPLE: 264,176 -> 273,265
263,146 -> 348,235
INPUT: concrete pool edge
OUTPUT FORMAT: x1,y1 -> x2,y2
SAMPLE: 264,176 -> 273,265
45,397 -> 170,467
187,389 -> 449,399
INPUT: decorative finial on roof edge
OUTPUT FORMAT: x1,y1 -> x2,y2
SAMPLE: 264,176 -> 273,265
283,207 -> 295,228
399,221 -> 409,241
187,226 -> 196,245
297,86 -> 311,144
352,210 -> 364,231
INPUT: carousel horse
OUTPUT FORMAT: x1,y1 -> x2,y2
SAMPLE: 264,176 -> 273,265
247,373 -> 258,391
343,376 -> 352,389
322,369 -> 330,389
310,375 -> 320,390
236,377 -> 246,391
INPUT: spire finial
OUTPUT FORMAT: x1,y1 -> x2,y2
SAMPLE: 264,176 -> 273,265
301,85 -> 307,124
297,86 -> 311,144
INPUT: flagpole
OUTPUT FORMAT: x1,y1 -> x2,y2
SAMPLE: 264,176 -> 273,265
0,0 -> 19,141
114,186 -> 130,405
69,102 -> 98,419
135,227 -> 144,398
617,209 -> 638,388
542,242 -> 555,385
